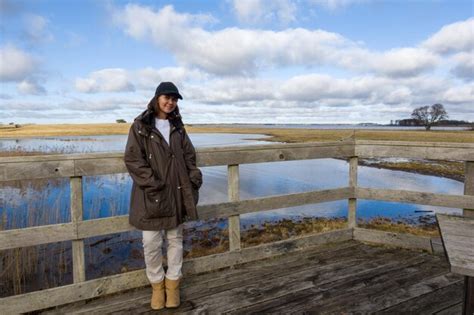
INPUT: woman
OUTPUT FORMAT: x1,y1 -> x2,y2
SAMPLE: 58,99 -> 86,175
124,82 -> 202,310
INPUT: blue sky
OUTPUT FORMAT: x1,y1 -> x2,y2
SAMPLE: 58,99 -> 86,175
1,0 -> 473,124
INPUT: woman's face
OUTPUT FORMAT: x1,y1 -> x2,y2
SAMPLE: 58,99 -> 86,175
157,94 -> 178,118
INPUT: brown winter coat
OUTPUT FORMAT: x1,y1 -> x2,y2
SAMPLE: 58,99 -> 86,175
124,101 -> 202,231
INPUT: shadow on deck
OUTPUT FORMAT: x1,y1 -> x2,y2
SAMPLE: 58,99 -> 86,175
43,240 -> 463,314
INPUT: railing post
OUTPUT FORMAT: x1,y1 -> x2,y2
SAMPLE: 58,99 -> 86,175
348,156 -> 358,228
70,176 -> 86,282
228,164 -> 241,251
464,161 -> 474,218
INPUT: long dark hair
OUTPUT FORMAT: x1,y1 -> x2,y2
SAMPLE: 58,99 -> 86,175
146,95 -> 184,130
167,106 -> 184,130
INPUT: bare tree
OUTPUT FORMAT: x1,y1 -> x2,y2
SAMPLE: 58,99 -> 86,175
411,103 -> 448,130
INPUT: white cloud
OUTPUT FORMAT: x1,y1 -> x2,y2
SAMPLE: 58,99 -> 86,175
75,68 -> 135,93
4,4 -> 473,125
114,5 -> 345,75
442,84 -> 474,104
422,18 -> 474,54
0,94 -> 147,124
233,0 -> 262,23
62,97 -> 143,112
24,14 -> 54,43
179,100 -> 415,124
3,73 -> 473,123
75,66 -> 206,94
184,73 -> 455,111
308,0 -> 368,10
114,4 -> 438,78
383,87 -> 412,105
280,74 -> 381,101
369,48 -> 439,78
450,52 -> 474,81
0,98 -> 57,111
17,79 -> 46,95
188,77 -> 277,104
114,4 -> 215,40
0,93 -> 12,99
0,45 -> 37,81
178,73 -> 473,123
135,67 -> 206,90
232,0 -> 297,25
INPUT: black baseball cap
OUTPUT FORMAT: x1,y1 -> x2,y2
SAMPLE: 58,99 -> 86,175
154,82 -> 183,99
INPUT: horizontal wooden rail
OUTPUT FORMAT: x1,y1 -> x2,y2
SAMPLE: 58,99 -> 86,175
0,223 -> 76,251
197,187 -> 353,221
0,188 -> 352,250
356,187 -> 474,209
0,229 -> 353,314
0,141 -> 354,181
76,215 -> 132,240
196,141 -> 354,167
355,140 -> 474,161
353,227 -> 433,251
2,140 -> 474,182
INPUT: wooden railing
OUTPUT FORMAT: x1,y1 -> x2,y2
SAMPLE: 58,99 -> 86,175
1,140 -> 473,313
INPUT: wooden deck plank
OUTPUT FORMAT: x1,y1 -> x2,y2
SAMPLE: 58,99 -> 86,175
42,241 -> 361,314
50,241 -> 374,314
41,240 -> 458,314
182,245 -> 410,308
310,272 -> 461,314
437,214 -> 474,278
182,249 -> 431,313
378,281 -> 463,314
231,251 -> 444,314
434,302 -> 464,315
181,242 -> 363,292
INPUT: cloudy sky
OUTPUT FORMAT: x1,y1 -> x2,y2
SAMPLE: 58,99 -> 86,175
0,0 -> 473,124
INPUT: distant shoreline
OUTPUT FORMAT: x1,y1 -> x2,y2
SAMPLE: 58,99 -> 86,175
0,123 -> 473,143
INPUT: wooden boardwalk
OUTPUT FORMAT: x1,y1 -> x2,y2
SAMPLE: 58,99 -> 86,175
44,240 -> 464,314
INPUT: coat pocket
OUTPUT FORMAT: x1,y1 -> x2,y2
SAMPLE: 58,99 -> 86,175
144,186 -> 174,218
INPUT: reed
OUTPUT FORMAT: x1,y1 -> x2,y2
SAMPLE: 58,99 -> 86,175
358,216 -> 439,237
0,178 -> 70,297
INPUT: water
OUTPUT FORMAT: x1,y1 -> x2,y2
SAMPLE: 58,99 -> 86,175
0,133 -> 275,154
0,134 -> 463,230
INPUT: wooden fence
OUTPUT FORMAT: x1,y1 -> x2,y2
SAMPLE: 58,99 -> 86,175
0,140 -> 473,313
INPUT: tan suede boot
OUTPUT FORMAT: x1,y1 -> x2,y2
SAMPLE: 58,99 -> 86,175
165,277 -> 180,308
150,280 -> 165,310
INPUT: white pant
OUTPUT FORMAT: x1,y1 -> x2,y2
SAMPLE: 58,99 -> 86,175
142,224 -> 183,283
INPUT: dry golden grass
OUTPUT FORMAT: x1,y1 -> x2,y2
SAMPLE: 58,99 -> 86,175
367,160 -> 465,182
183,216 -> 439,260
241,217 -> 348,248
187,126 -> 474,143
1,123 -> 473,143
358,217 -> 439,238
0,123 -> 131,138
